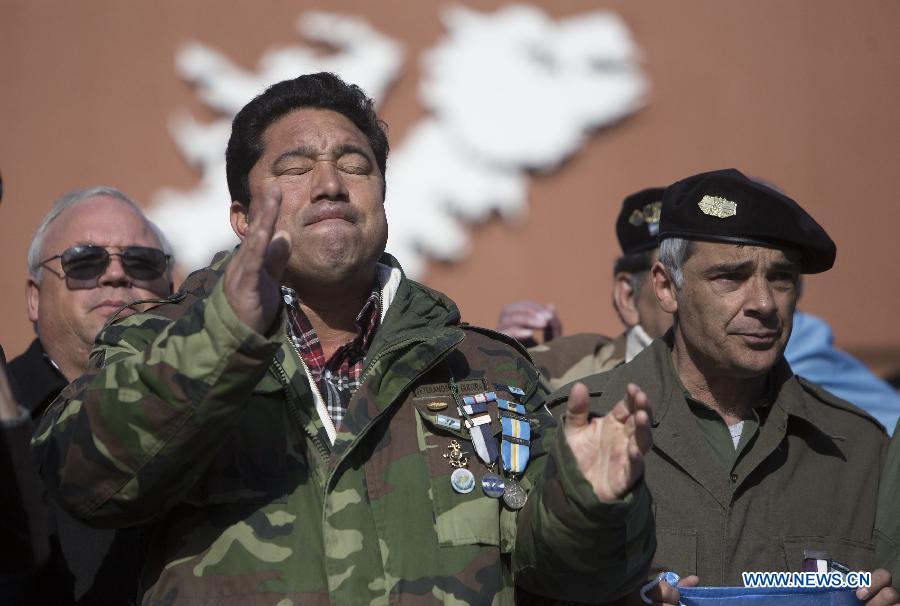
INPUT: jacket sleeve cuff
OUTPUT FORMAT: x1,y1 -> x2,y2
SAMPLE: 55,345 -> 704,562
206,279 -> 285,353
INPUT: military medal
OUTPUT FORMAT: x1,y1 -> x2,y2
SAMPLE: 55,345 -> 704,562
481,472 -> 505,498
459,392 -> 500,467
443,439 -> 469,468
502,479 -> 527,509
451,468 -> 476,494
495,398 -> 532,510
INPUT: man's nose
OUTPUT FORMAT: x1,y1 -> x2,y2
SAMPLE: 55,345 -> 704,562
310,161 -> 349,201
98,255 -> 132,287
744,276 -> 775,317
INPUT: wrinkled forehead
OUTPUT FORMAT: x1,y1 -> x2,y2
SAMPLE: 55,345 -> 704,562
686,240 -> 802,270
684,240 -> 802,272
43,196 -> 161,254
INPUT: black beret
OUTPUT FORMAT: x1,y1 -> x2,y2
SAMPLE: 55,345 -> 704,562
616,187 -> 665,255
658,168 -> 836,273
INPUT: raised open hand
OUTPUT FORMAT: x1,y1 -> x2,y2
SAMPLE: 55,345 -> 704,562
563,382 -> 652,502
224,185 -> 292,334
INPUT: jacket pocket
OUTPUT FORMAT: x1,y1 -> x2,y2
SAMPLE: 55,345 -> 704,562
653,526 -> 698,577
782,536 -> 877,571
415,404 -> 502,547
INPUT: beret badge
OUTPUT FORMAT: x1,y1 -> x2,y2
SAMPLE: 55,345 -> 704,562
698,195 -> 737,219
628,201 -> 662,235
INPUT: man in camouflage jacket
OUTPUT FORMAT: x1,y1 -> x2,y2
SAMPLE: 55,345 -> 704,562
34,73 -> 655,605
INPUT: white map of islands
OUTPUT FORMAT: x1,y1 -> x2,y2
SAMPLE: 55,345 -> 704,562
150,5 -> 648,278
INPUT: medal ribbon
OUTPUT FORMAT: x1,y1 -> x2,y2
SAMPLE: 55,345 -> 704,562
496,399 -> 531,474
460,392 -> 499,465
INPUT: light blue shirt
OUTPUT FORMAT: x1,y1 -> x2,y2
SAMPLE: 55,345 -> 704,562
785,311 -> 899,435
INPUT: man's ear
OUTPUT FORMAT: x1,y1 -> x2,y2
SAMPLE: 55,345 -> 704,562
612,273 -> 641,328
26,277 -> 40,324
651,261 -> 679,314
230,201 -> 251,241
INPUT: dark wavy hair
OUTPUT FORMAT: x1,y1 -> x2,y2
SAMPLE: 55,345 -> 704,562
226,72 -> 389,206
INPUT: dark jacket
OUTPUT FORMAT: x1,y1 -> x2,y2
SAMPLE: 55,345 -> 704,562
547,336 -> 887,586
9,338 -> 143,605
875,419 -> 900,591
8,338 -> 67,420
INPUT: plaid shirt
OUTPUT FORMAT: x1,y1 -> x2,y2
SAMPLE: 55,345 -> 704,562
282,285 -> 381,430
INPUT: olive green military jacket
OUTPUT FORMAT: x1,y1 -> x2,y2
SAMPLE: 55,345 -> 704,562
875,419 -> 900,592
547,337 -> 888,587
34,251 -> 654,606
529,333 -> 625,393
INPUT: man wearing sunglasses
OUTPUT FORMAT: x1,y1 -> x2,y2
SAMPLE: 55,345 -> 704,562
9,186 -> 172,604
11,186 -> 173,418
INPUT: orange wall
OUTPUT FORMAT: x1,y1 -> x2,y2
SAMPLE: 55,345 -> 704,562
2,1 -> 899,375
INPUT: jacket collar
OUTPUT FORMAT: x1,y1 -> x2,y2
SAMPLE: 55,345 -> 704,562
595,334 -> 846,505
8,338 -> 68,417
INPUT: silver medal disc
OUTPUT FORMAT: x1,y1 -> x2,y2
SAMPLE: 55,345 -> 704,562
502,479 -> 527,509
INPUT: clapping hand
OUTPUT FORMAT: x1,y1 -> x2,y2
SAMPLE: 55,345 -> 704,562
563,382 -> 652,502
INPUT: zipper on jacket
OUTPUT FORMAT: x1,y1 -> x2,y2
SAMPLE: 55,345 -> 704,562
284,322 -> 340,443
273,358 -> 332,466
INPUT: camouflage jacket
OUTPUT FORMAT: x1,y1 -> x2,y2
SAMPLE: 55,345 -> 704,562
529,333 -> 626,393
34,251 -> 654,606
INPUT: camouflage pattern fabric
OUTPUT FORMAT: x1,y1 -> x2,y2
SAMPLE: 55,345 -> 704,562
34,251 -> 654,605
529,333 -> 625,393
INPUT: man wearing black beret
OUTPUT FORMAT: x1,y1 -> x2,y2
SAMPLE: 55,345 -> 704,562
546,168 -> 897,604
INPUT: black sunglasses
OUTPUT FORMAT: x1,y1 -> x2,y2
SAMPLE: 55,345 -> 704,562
40,245 -> 170,285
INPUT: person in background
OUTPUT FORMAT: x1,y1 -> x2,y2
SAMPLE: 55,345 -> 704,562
8,186 -> 173,604
786,307 -> 899,433
9,186 -> 174,419
498,187 -> 671,392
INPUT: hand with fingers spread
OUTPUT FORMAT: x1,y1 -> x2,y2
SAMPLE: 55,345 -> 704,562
224,185 -> 293,335
563,381 -> 652,502
497,300 -> 562,345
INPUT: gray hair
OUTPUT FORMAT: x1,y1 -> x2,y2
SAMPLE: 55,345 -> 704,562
27,186 -> 174,283
658,237 -> 694,290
